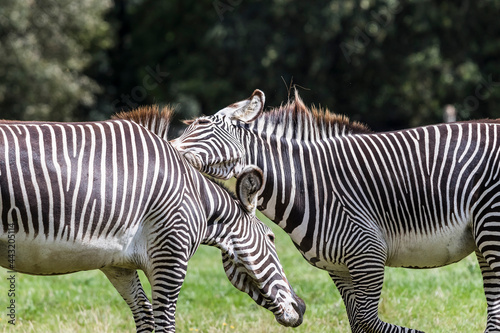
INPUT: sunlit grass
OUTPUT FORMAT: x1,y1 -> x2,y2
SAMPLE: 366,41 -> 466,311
0,213 -> 487,332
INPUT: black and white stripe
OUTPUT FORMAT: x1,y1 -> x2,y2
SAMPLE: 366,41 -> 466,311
173,90 -> 500,333
0,107 -> 304,332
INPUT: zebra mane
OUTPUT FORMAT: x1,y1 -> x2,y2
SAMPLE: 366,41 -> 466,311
113,105 -> 174,141
258,92 -> 371,141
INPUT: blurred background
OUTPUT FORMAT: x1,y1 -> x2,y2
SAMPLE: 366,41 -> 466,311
1,0 -> 499,133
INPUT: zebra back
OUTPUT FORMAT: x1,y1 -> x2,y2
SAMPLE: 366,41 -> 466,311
0,118 -> 180,240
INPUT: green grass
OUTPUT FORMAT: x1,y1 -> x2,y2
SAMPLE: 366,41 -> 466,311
0,213 -> 487,332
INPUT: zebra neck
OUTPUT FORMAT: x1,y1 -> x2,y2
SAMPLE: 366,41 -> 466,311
242,127 -> 337,248
196,173 -> 238,245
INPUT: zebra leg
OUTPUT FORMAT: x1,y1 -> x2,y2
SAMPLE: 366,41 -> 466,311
347,238 -> 423,333
147,265 -> 188,332
101,267 -> 154,333
474,211 -> 500,332
145,245 -> 190,333
329,271 -> 367,333
475,247 -> 500,332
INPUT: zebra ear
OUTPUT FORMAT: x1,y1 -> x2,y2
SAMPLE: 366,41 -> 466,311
236,165 -> 264,213
217,89 -> 265,123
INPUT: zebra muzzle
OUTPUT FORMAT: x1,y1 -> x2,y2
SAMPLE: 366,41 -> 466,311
275,295 -> 305,327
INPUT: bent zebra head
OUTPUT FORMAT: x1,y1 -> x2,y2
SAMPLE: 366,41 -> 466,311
171,90 -> 264,179
212,166 -> 305,327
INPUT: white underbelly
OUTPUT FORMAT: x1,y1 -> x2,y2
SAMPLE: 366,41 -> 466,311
0,234 -> 136,275
386,224 -> 475,268
299,222 -> 475,272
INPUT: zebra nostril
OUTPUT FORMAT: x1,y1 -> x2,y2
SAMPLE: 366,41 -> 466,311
294,296 -> 306,317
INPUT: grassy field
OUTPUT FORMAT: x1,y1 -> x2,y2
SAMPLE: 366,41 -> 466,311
0,212 -> 487,332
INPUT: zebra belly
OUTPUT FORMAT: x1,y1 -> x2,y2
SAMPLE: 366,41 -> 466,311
0,234 -> 137,275
385,224 -> 476,268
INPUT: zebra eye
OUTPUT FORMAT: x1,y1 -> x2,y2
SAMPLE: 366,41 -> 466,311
197,119 -> 211,125
268,234 -> 275,243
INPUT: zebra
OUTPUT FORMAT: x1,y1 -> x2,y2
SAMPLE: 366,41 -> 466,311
172,89 -> 500,333
0,106 -> 305,332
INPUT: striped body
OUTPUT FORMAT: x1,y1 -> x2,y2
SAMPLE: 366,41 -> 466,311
0,120 -> 172,274
0,111 -> 304,332
173,90 -> 500,333
260,122 -> 495,270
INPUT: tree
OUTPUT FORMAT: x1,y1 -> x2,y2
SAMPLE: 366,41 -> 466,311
104,0 -> 500,131
3,0 -> 499,129
0,0 -> 112,121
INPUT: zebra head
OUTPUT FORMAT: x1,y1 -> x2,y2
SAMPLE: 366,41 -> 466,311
171,90 -> 264,179
219,166 -> 305,327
